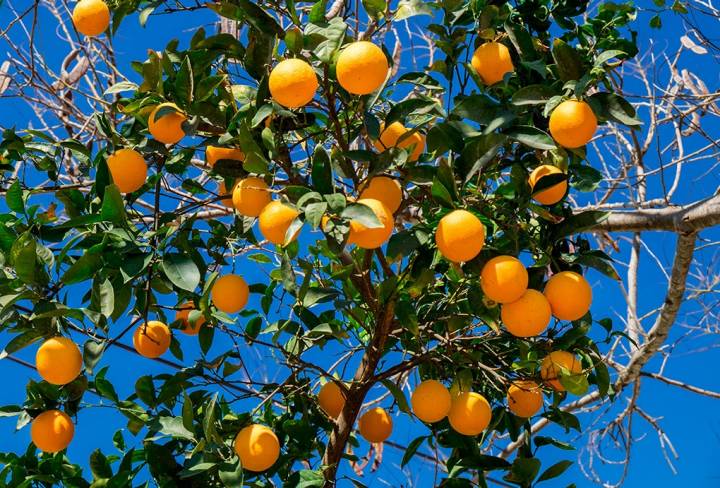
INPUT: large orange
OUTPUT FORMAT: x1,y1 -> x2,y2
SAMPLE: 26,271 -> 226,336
448,392 -> 492,436
35,337 -> 83,386
500,289 -> 551,337
175,303 -> 206,336
507,380 -> 543,418
471,42 -> 514,85
268,59 -> 318,108
211,274 -> 249,314
347,198 -> 394,249
31,410 -> 74,453
528,165 -> 567,205
206,146 -> 244,168
540,351 -> 583,391
480,255 -> 528,304
106,149 -> 147,194
232,177 -> 271,217
373,122 -> 425,162
543,271 -> 592,321
548,100 -> 597,148
133,321 -> 171,359
148,103 -> 187,145
336,41 -> 389,95
318,381 -> 346,419
411,380 -> 451,423
435,210 -> 485,263
358,407 -> 392,443
358,176 -> 403,214
72,0 -> 110,37
258,201 -> 300,246
234,424 -> 280,472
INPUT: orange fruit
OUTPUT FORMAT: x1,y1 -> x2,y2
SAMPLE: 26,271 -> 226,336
358,407 -> 392,443
106,148 -> 147,194
507,380 -> 543,418
336,41 -> 389,95
148,103 -> 187,145
268,59 -> 318,108
175,303 -> 206,336
31,410 -> 74,453
318,381 -> 346,418
528,165 -> 567,205
347,198 -> 394,249
435,210 -> 485,263
218,181 -> 234,208
543,271 -> 592,321
35,337 -> 83,386
133,321 -> 171,359
259,201 -> 300,246
500,289 -> 551,337
540,351 -> 583,391
373,122 -> 425,162
358,176 -> 403,214
211,274 -> 249,314
448,391 -> 492,436
548,100 -> 597,148
71,0 -> 110,37
234,424 -> 280,472
480,255 -> 528,304
471,42 -> 514,85
232,177 -> 271,217
206,146 -> 244,168
411,379 -> 451,423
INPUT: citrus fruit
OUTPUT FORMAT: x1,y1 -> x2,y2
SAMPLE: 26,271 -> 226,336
72,0 -> 110,37
232,177 -> 271,217
528,165 -> 567,205
507,380 -> 543,418
435,210 -> 485,263
234,424 -> 280,472
448,391 -> 492,436
540,351 -> 583,391
548,100 -> 597,148
336,41 -> 389,95
347,198 -> 394,249
500,289 -> 552,337
480,255 -> 528,304
268,58 -> 318,108
133,321 -> 171,359
148,103 -> 187,145
218,180 -> 234,208
411,380 -> 452,423
106,148 -> 147,194
358,407 -> 393,443
471,42 -> 514,85
211,274 -> 249,314
35,337 -> 83,385
258,201 -> 300,246
206,146 -> 244,168
318,381 -> 346,419
543,271 -> 592,321
31,410 -> 74,453
175,303 -> 206,336
374,122 -> 425,161
358,176 -> 403,214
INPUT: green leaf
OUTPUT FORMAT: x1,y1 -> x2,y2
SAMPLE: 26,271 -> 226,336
559,373 -> 589,395
534,436 -> 575,451
553,210 -> 609,238
341,202 -> 383,228
5,180 -> 24,213
175,56 -> 194,106
395,0 -> 432,20
100,184 -> 127,223
10,233 -> 37,284
649,14 -> 662,28
159,416 -> 194,440
219,459 -> 244,486
104,81 -> 138,95
552,39 -> 584,82
537,460 -> 573,483
161,253 -> 201,292
362,0 -> 386,18
91,278 -> 115,317
505,126 -> 555,150
135,375 -> 156,407
305,18 -> 347,64
380,379 -> 410,413
311,146 -> 333,194
511,84 -> 556,106
83,340 -> 105,373
62,253 -> 102,284
505,457 -> 541,484
401,435 -> 428,467
90,449 -> 113,479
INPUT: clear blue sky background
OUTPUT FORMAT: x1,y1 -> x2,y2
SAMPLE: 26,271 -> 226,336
1,1 -> 719,487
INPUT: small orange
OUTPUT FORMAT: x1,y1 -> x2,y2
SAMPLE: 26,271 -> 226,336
318,381 -> 346,419
148,103 -> 187,145
206,146 -> 244,168
133,321 -> 171,359
348,198 -> 394,249
507,380 -> 543,418
31,410 -> 74,453
358,176 -> 403,214
540,351 -> 583,391
373,122 -> 425,162
500,289 -> 551,337
448,391 -> 492,436
35,337 -> 83,386
258,201 -> 300,246
480,256 -> 528,304
411,379 -> 452,423
106,149 -> 147,194
268,59 -> 318,108
175,303 -> 206,336
211,274 -> 249,314
471,42 -> 514,85
435,210 -> 485,263
548,100 -> 598,148
232,177 -> 271,217
336,41 -> 389,95
72,0 -> 110,37
234,424 -> 280,472
358,407 -> 392,443
544,271 -> 592,321
528,165 -> 567,205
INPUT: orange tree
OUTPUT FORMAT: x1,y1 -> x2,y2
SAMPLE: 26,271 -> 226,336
0,0 -> 641,486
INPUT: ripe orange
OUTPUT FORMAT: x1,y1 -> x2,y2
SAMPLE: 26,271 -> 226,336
133,321 -> 171,359
232,177 -> 271,217
374,122 -> 425,162
71,0 -> 110,37
507,380 -> 543,418
411,379 -> 451,423
348,198 -> 394,249
528,165 -> 567,205
500,289 -> 551,337
148,103 -> 187,145
359,176 -> 403,214
548,100 -> 597,148
206,146 -> 244,168
358,407 -> 393,443
234,424 -> 280,472
268,59 -> 318,108
336,41 -> 389,95
480,255 -> 528,304
175,303 -> 205,336
106,148 -> 147,194
218,181 -> 234,208
471,42 -> 514,85
318,381 -> 346,419
31,410 -> 74,453
544,271 -> 592,321
35,337 -> 83,386
448,391 -> 492,436
258,201 -> 300,246
211,274 -> 249,314
540,351 -> 583,391
435,210 -> 485,263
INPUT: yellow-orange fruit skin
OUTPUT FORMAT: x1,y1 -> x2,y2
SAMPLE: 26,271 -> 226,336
448,392 -> 492,436
148,103 -> 187,145
206,146 -> 244,168
232,177 -> 271,217
31,410 -> 75,453
268,59 -> 318,108
175,303 -> 206,336
471,42 -> 514,85
359,176 -> 403,214
133,321 -> 171,359
106,149 -> 148,194
507,380 -> 543,418
258,201 -> 300,246
411,380 -> 452,423
373,122 -> 425,162
548,100 -> 598,149
480,256 -> 528,304
358,407 -> 393,443
35,337 -> 83,386
528,165 -> 568,205
234,424 -> 280,472
348,198 -> 394,249
211,274 -> 249,314
544,271 -> 592,321
218,181 -> 234,208
71,0 -> 110,37
540,351 -> 583,391
435,210 -> 485,263
500,289 -> 552,338
318,382 -> 346,418
336,41 -> 389,95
